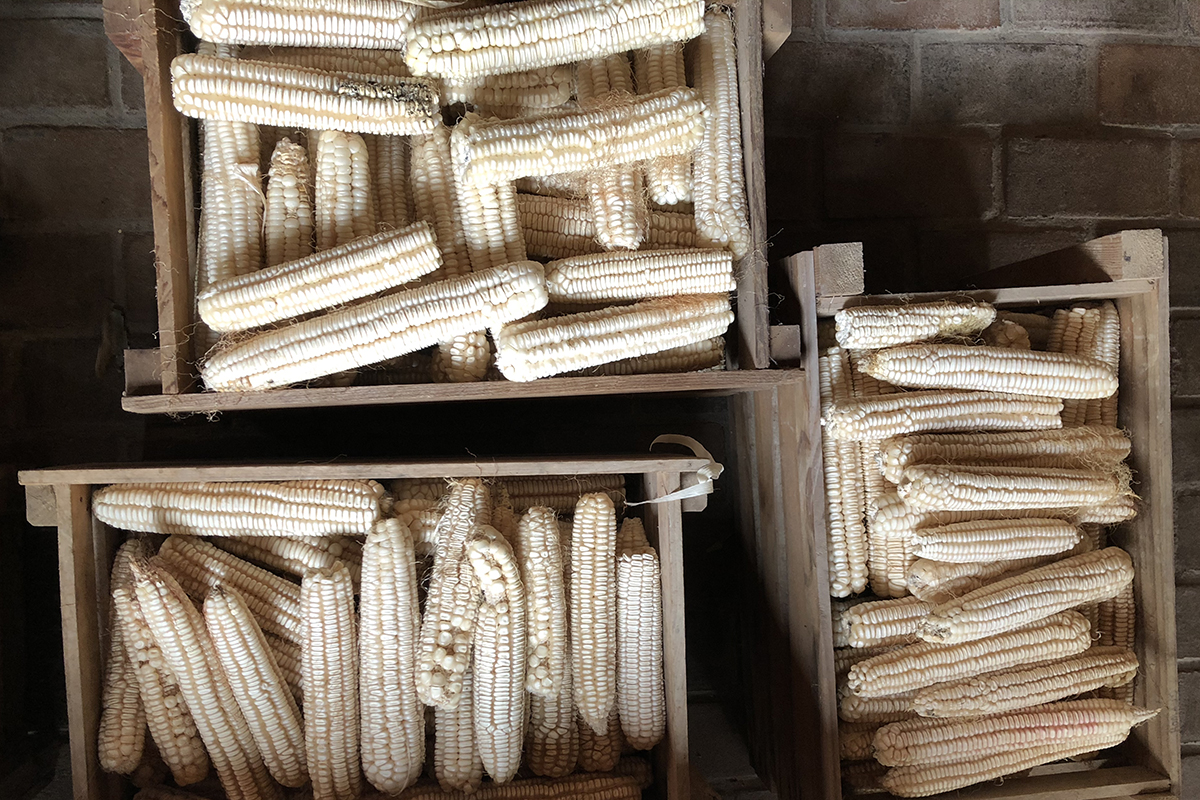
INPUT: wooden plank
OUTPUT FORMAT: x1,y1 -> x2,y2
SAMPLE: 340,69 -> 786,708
816,278 -> 1159,316
642,472 -> 689,800
863,765 -> 1170,800
762,0 -> 792,60
25,485 -> 57,527
770,325 -> 804,366
813,242 -> 865,299
735,0 -> 770,369
102,0 -> 143,73
120,369 -> 805,414
123,348 -> 163,395
968,229 -> 1165,289
678,471 -> 708,513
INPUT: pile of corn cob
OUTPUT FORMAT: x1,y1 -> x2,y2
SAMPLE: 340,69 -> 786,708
167,0 -> 750,391
819,300 -> 1155,797
93,475 -> 668,799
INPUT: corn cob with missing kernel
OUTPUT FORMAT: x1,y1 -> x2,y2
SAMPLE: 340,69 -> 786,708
443,65 -> 574,115
545,249 -> 735,306
263,138 -> 313,269
835,301 -> 996,350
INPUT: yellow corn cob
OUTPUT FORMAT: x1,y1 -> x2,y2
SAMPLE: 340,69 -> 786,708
838,690 -> 916,725
263,137 -> 314,268
132,561 -> 279,800
586,168 -> 648,251
204,586 -> 307,787
444,65 -> 574,112
99,541 -> 148,776
359,519 -> 424,794
848,611 -> 1092,698
172,54 -> 438,135
634,43 -> 692,206
821,349 -> 869,596
918,548 -> 1133,644
823,390 -> 1063,441
202,261 -> 548,390
912,646 -> 1139,718
157,535 -> 303,643
835,301 -> 997,350
980,318 -> 1031,350
861,344 -> 1119,401
568,337 -> 725,376
577,709 -> 624,772
364,133 -> 411,231
400,772 -> 644,800
512,507 -> 568,697
405,0 -> 704,80
469,525 -> 528,783
213,535 -> 362,584
265,631 -> 303,703
314,130 -> 375,250
844,597 -> 933,649
449,88 -> 705,187
911,518 -> 1082,563
418,479 -> 491,709
240,46 -> 410,78
434,665 -> 484,793
545,249 -> 735,306
840,722 -> 880,761
186,0 -> 420,48
879,425 -> 1131,484
615,518 -> 665,750
572,493 -> 619,735
456,178 -> 528,271
200,223 -> 441,332
93,480 -> 383,537
899,463 -> 1128,512
301,564 -> 360,800
692,6 -> 751,259
496,294 -> 734,382
410,125 -> 473,279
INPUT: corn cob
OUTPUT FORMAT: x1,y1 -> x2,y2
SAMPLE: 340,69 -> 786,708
359,519 -> 424,794
239,46 -> 410,78
835,643 -> 902,678
525,649 -> 579,777
132,560 -> 279,800
615,517 -> 665,750
843,760 -> 888,795
364,134 -> 411,231
841,722 -> 880,761
907,552 -> 1075,605
844,597 -> 932,649
399,772 -> 644,800
516,171 -> 588,199
576,53 -> 634,107
513,507 -> 567,697
405,0 -> 704,81
204,585 -> 307,788
301,564 -> 360,800
568,337 -> 725,376
848,611 -> 1092,698
202,261 -> 548,390
860,344 -> 1119,401
572,493 -> 619,735
496,294 -> 733,382
820,349 -> 868,597
410,125 -> 473,279
200,223 -> 441,332
518,193 -> 701,259
835,301 -> 996,350
980,318 -> 1031,350
393,478 -> 447,502
132,788 -> 212,800
832,598 -> 862,649
577,709 -> 624,772
634,43 -> 692,206
99,540 -> 148,776
264,632 -> 302,703
186,0 -> 420,48
545,249 -> 735,306
455,177 -> 528,271
502,475 -> 627,513
263,138 -> 314,269
172,55 -> 438,135
823,390 -> 1064,442
434,665 -> 484,793
899,463 -> 1128,512
418,479 -> 491,709
449,88 -> 705,187
586,168 -> 648,251
430,331 -> 493,383
838,690 -> 916,725
1093,301 -> 1121,427
314,130 -> 375,250
911,518 -> 1082,563
1098,581 -> 1136,649
468,525 -> 528,783
912,646 -> 1139,718
692,6 -> 751,259
213,535 -> 362,584
93,480 -> 383,537
157,535 -> 303,643
879,425 -> 1131,484
443,65 -> 574,113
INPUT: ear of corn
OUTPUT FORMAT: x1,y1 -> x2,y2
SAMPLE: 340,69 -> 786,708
456,178 -> 528,271
431,332 -> 494,384
513,507 -> 568,698
586,168 -> 648,251
899,464 -> 1128,512
820,349 -> 869,597
568,337 -> 725,376
263,138 -> 314,268
264,631 -> 303,703
910,518 -> 1082,563
615,517 -> 665,751
314,130 -> 376,250
212,535 -> 362,585
835,301 -> 997,350
843,597 -> 933,649
518,193 -> 702,259
98,540 -> 149,776
364,133 -> 412,231
545,249 -> 735,306
841,722 -> 881,761
434,665 -> 484,793
576,53 -> 634,107
187,0 -> 421,49
980,318 -> 1031,350
838,690 -> 916,725
577,709 -> 624,772
571,493 -> 619,735
410,125 -> 473,279
634,42 -> 692,206
444,65 -> 574,113
239,46 -> 410,79
823,390 -> 1064,441
400,772 -> 643,800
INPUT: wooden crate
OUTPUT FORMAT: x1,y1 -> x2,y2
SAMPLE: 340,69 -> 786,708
20,454 -> 709,800
762,229 -> 1180,800
103,0 -> 798,414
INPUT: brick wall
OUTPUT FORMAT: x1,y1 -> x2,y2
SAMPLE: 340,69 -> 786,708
766,0 -> 1200,790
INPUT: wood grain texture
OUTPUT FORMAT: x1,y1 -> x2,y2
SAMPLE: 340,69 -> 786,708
25,485 -> 57,527
735,0 -> 770,369
102,0 -> 144,73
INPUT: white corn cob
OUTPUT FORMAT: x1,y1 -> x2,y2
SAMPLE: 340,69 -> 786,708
899,464 -> 1129,512
265,631 -> 303,703
410,125 -> 473,279
516,171 -> 587,199
879,425 -> 1131,484
418,479 -> 491,709
912,646 -> 1139,717
469,525 -> 528,783
838,690 -> 916,725
820,349 -> 868,596
444,65 -> 574,113
186,0 -> 420,48
172,54 -> 438,135
456,178 -> 528,271
615,518 -> 665,751
545,249 -> 735,306
841,722 -> 880,761
1098,582 -> 1137,703
568,337 -> 725,376
314,130 -> 375,250
204,586 -> 307,788
213,535 -> 362,584
93,480 -> 383,537
999,310 -> 1053,348
263,137 -> 314,268
239,46 -> 410,78
513,507 -> 567,698
364,133 -> 411,231
835,301 -> 996,350
501,476 -> 627,513
823,390 -> 1064,441
393,478 -> 447,502
496,294 -> 733,382
359,519 -> 424,794
405,0 -> 704,80
907,547 -> 1088,606
981,318 -> 1031,350
634,43 -> 691,206
577,709 -> 624,772
202,261 -> 548,390
99,540 -> 148,776
572,493 -> 619,735
434,665 -> 484,793
200,223 -> 441,332
692,6 -> 751,259
132,561 -> 279,800
918,548 -> 1134,644
575,53 -> 634,107
1093,301 -> 1121,426
518,193 -> 701,259
301,564 -> 360,800
449,88 -> 705,187
403,772 -> 643,800
910,518 -> 1082,563
861,344 -> 1119,401
431,331 -> 493,383
586,168 -> 648,251
835,643 -> 901,678
844,597 -> 932,649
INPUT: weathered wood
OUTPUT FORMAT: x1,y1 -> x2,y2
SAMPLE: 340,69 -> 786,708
123,348 -> 163,395
762,0 -> 792,60
769,325 -> 803,366
103,0 -> 144,73
817,278 -> 1161,316
812,242 -> 865,299
967,229 -> 1165,289
25,485 -> 57,527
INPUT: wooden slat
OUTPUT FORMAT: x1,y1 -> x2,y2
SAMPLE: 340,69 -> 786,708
817,278 -> 1160,316
25,485 -> 57,527
812,242 -> 865,299
968,229 -> 1165,289
120,369 -> 805,414
762,0 -> 792,60
102,0 -> 143,73
866,765 -> 1170,800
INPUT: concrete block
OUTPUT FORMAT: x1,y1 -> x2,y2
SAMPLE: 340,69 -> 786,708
793,0 -> 813,29
1173,406 -> 1200,487
1181,669 -> 1200,742
120,50 -> 144,112
1101,45 -> 1200,125
0,127 -> 150,222
1179,141 -> 1200,219
1167,230 -> 1200,307
919,43 -> 1092,126
825,133 -> 993,219
827,0 -> 999,29
1012,0 -> 1176,29
0,20 -> 108,108
765,42 -> 910,130
0,234 -> 113,332
1172,316 -> 1200,396
1184,755 -> 1200,797
1005,137 -> 1171,218
764,135 -> 819,221
1176,493 -> 1200,580
1178,586 -> 1200,659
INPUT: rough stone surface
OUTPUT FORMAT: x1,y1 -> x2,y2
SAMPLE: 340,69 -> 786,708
1167,230 -> 1200,307
1178,586 -> 1200,659
1182,671 -> 1200,742
1101,45 -> 1200,125
1184,755 -> 1200,800
1012,0 -> 1177,29
1173,316 -> 1200,396
1173,406 -> 1200,487
827,0 -> 1000,29
119,51 -> 144,112
1180,141 -> 1200,219
765,42 -> 911,129
1176,493 -> 1200,580
919,228 -> 1091,288
0,20 -> 109,108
